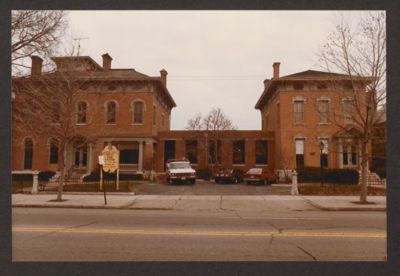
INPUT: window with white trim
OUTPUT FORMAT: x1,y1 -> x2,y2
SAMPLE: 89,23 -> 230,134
294,100 -> 305,124
133,101 -> 144,124
77,101 -> 87,124
318,100 -> 329,124
343,99 -> 354,124
343,144 -> 358,166
106,101 -> 116,124
295,138 -> 305,167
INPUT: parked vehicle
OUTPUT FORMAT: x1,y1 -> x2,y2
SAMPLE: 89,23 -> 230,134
244,167 -> 278,185
214,168 -> 244,184
166,158 -> 196,184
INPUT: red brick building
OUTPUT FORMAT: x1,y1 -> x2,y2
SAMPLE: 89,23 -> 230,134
12,55 -> 369,179
256,63 -> 369,178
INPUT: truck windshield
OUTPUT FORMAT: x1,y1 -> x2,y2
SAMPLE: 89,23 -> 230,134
169,162 -> 191,169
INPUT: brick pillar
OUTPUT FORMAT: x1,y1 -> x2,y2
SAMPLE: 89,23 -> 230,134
245,139 -> 256,168
155,141 -> 165,172
138,141 -> 143,171
175,140 -> 185,159
144,142 -> 154,171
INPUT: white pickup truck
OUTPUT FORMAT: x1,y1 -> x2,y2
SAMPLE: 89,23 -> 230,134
166,159 -> 196,184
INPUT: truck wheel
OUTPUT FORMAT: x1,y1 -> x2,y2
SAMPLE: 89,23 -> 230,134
168,178 -> 174,185
190,179 -> 196,184
234,178 -> 238,184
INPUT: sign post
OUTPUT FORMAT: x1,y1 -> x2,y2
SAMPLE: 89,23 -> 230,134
102,144 -> 120,191
98,155 -> 104,191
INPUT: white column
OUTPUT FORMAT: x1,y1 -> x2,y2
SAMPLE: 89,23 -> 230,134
87,143 -> 94,174
31,171 -> 39,194
291,170 -> 299,195
138,141 -> 143,171
337,138 -> 343,169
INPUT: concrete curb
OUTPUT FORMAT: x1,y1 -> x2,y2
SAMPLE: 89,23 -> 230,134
12,204 -> 173,210
305,199 -> 386,212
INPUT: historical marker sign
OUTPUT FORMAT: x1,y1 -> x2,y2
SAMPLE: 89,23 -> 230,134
102,145 -> 120,173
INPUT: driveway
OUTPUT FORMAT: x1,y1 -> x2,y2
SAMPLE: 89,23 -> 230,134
132,180 -> 291,195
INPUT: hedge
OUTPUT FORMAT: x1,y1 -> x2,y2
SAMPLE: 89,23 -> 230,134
12,171 -> 56,181
297,166 -> 359,184
38,171 -> 56,181
83,168 -> 144,182
196,168 -> 213,180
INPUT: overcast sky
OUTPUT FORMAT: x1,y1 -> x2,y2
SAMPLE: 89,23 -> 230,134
63,11 -> 369,130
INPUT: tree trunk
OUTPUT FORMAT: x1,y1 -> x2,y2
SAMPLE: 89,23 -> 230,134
56,146 -> 67,201
359,141 -> 368,203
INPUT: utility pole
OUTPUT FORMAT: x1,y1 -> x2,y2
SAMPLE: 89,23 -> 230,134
72,37 -> 89,56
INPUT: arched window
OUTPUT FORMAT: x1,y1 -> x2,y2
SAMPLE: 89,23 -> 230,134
77,101 -> 87,124
23,138 -> 33,170
49,138 -> 59,164
133,101 -> 144,124
106,101 -> 116,124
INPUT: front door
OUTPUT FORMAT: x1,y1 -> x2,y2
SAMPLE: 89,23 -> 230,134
74,146 -> 87,168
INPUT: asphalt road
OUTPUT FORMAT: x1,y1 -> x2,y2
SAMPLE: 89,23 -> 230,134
12,208 -> 386,261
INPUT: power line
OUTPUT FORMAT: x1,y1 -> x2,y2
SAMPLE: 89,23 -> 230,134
168,74 -> 267,81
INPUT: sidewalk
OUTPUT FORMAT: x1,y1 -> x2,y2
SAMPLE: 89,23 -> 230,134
12,193 -> 386,211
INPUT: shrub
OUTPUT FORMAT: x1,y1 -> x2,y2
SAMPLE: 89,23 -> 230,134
83,168 -> 144,182
196,168 -> 213,180
297,166 -> 358,184
38,171 -> 56,181
297,167 -> 322,182
325,168 -> 359,184
12,174 -> 33,181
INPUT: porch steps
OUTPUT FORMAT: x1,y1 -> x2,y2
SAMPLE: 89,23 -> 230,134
359,171 -> 384,186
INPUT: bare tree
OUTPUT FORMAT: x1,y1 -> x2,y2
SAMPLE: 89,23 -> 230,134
318,12 -> 386,203
185,113 -> 202,130
11,10 -> 67,75
12,57 -> 108,201
185,107 -> 236,172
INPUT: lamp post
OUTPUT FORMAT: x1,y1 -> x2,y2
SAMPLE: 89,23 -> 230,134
319,141 -> 324,188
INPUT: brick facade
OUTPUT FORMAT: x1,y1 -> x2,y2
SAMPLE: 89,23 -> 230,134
12,55 -> 370,178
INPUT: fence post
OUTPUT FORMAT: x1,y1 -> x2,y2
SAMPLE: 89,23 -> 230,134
291,170 -> 299,195
31,171 -> 39,194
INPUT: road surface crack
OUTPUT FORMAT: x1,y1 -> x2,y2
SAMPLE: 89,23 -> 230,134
123,195 -> 143,208
294,244 -> 317,261
266,220 -> 283,234
21,221 -> 98,243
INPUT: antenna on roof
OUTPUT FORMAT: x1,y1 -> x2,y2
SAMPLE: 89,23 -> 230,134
72,37 -> 89,56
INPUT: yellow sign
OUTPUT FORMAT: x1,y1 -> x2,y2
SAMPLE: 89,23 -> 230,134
102,145 -> 120,173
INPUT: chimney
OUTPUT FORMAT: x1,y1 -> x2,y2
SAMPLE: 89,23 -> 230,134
102,53 -> 112,70
160,69 -> 168,87
31,55 -> 43,75
273,62 -> 280,79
